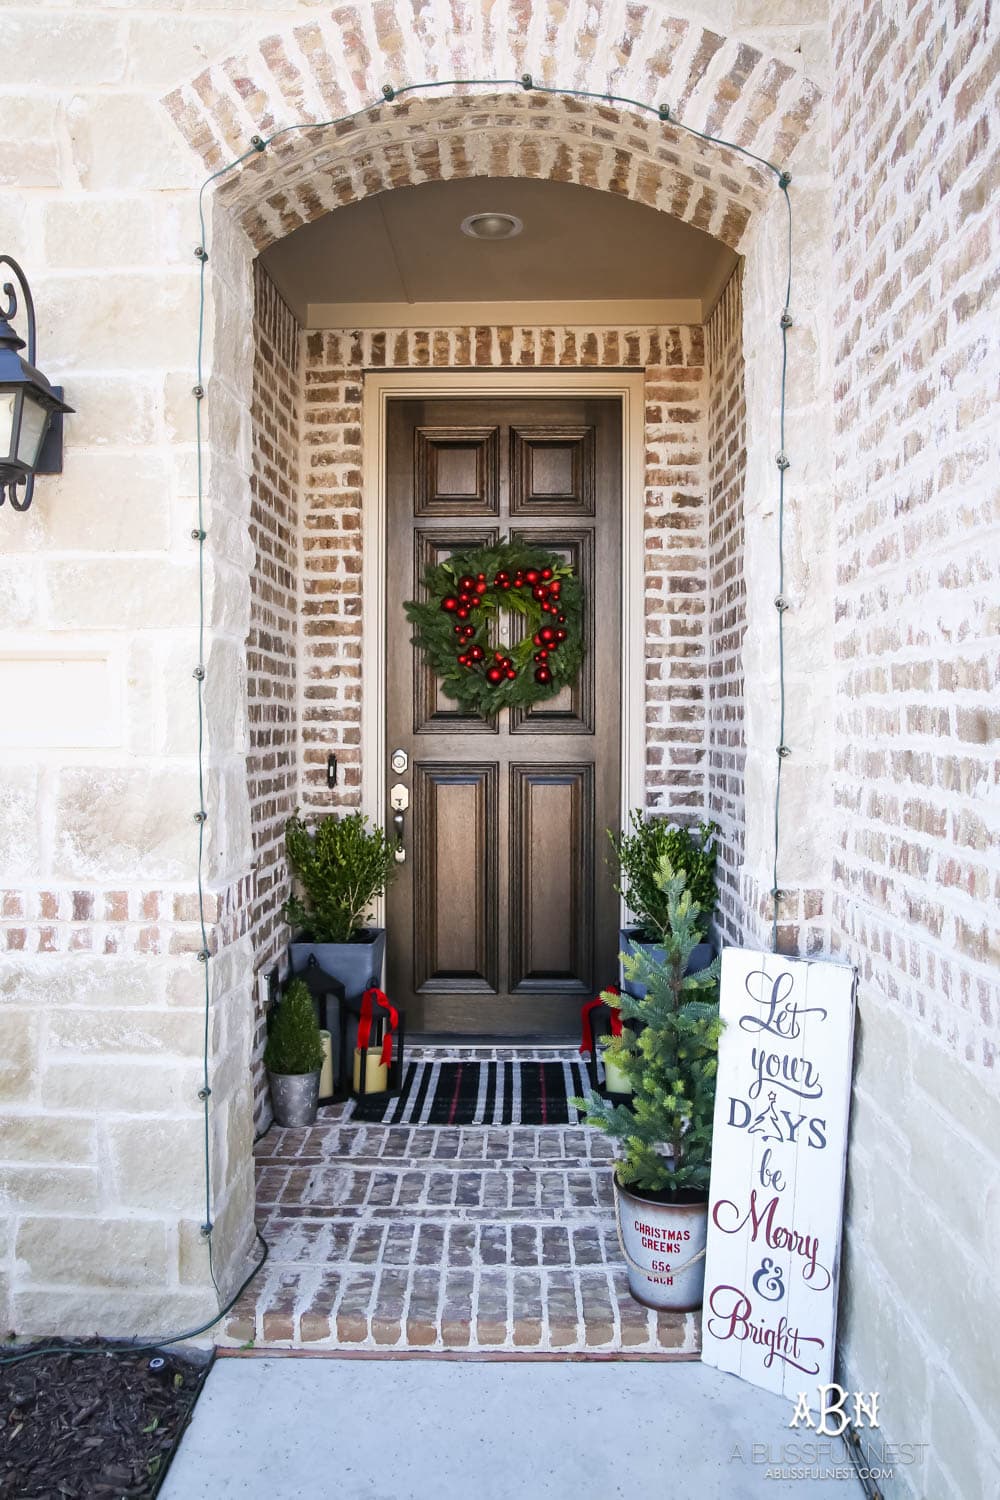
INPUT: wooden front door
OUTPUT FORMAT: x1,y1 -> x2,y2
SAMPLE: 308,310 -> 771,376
384,395 -> 622,1036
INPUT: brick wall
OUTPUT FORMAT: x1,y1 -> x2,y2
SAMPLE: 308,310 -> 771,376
298,323 -> 710,821
247,262 -> 302,1123
830,4 -> 999,1496
705,269 -> 747,945
0,0 -> 833,1342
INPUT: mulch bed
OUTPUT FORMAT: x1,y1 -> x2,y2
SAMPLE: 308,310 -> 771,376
0,1343 -> 211,1499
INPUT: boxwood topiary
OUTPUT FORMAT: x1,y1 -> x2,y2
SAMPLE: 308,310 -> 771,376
264,979 -> 324,1076
284,811 -> 396,945
609,812 -> 718,941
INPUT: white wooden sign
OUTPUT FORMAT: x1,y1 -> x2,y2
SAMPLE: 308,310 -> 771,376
702,949 -> 857,1401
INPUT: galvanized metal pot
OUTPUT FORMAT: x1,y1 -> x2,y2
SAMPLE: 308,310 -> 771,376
268,1069 -> 321,1127
615,1179 -> 708,1312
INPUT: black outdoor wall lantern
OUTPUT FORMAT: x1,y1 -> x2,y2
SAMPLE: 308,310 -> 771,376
0,254 -> 72,512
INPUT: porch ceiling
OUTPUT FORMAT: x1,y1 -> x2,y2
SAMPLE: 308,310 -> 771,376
261,177 -> 738,324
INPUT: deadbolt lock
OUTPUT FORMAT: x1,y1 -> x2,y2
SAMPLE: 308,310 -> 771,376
390,783 -> 409,811
390,748 -> 408,774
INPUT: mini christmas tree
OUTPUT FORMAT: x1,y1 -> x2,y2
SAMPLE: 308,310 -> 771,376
264,979 -> 325,1076
572,856 -> 722,1195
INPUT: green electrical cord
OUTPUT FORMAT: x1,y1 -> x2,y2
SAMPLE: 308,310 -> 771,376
0,1232 -> 269,1369
3,75 -> 793,1369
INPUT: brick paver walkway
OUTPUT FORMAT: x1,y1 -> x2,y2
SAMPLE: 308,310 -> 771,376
222,1049 -> 700,1357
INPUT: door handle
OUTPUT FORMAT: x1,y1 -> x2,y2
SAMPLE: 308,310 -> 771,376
392,808 -> 406,863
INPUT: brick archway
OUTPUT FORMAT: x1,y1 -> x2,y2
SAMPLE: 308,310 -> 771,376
163,5 -> 823,250
158,1 -> 833,1301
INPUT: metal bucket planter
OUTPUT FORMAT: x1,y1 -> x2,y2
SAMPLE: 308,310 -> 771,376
268,1069 -> 321,1127
614,1179 -> 708,1312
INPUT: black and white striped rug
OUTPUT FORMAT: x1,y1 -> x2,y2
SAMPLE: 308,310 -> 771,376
352,1057 -> 592,1126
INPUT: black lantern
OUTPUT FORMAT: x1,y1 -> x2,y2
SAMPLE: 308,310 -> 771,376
348,987 -> 405,1113
578,986 -> 638,1100
0,255 -> 72,512
300,956 -> 348,1104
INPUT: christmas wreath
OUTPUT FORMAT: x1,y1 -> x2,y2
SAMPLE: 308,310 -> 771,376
404,540 -> 584,715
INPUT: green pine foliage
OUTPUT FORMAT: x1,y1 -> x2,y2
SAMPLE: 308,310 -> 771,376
609,810 -> 718,940
284,811 -> 396,944
403,540 -> 584,716
264,979 -> 325,1076
571,858 -> 723,1195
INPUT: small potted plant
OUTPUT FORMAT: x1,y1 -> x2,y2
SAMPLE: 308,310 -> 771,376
610,811 -> 717,992
573,857 -> 722,1311
265,978 -> 325,1127
285,811 -> 396,1000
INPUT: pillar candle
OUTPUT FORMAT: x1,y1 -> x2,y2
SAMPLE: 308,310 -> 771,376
319,1031 -> 334,1098
603,1050 -> 633,1096
353,1047 -> 388,1095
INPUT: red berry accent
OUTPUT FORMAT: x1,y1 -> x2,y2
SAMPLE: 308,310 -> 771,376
458,574 -> 476,591
470,646 -> 485,662
442,597 -> 458,612
475,581 -> 488,594
456,608 -> 469,619
556,629 -> 567,642
539,627 -> 555,643
532,586 -> 546,601
549,580 -> 561,595
524,569 -> 539,585
557,614 -> 567,623
534,666 -> 552,685
506,669 -> 517,680
487,667 -> 504,684
541,568 -> 553,580
533,651 -> 548,663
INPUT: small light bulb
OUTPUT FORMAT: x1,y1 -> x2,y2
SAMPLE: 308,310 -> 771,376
460,212 -> 524,241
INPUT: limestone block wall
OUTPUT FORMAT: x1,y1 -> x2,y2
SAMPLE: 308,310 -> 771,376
829,4 -> 1000,1496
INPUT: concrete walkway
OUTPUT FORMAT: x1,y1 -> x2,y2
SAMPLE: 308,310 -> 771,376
162,1356 -> 863,1499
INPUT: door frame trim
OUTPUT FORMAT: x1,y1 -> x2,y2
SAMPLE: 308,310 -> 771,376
360,369 -> 646,922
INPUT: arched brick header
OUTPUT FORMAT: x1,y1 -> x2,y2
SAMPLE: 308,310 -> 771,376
163,3 -> 824,251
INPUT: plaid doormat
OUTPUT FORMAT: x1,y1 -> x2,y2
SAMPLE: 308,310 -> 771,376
352,1057 -> 592,1126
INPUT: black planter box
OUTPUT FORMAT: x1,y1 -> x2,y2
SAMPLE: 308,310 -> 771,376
619,926 -> 715,999
289,928 -> 386,1002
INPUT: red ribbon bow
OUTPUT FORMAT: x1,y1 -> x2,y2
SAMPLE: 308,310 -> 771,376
358,987 -> 399,1067
578,986 -> 622,1056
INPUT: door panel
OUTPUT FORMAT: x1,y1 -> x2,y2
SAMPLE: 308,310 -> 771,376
413,527 -> 500,732
508,528 -> 595,734
415,426 -> 500,515
385,395 -> 622,1037
509,763 -> 594,994
413,762 -> 498,993
510,425 -> 596,515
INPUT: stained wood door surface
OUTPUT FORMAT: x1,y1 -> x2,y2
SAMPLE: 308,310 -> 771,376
385,396 -> 622,1036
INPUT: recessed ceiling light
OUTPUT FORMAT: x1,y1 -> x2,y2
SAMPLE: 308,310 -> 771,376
460,212 -> 524,241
